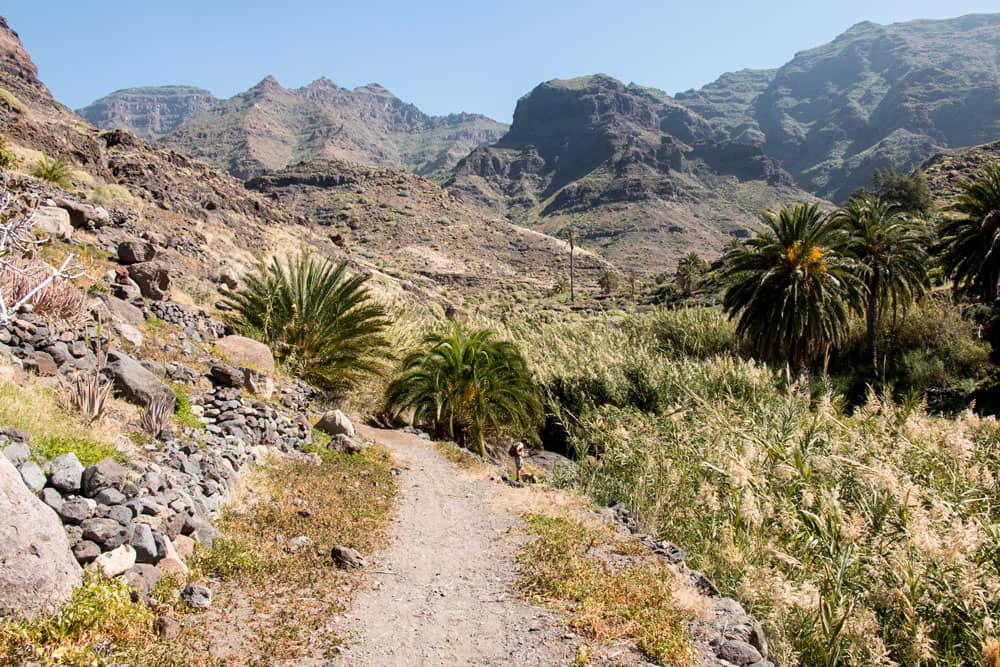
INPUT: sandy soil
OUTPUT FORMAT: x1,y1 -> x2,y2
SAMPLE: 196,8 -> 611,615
331,426 -> 582,667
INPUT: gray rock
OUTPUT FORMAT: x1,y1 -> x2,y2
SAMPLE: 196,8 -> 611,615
18,460 -> 46,493
81,517 -> 128,549
210,363 -> 244,388
181,584 -> 212,609
71,540 -> 101,563
95,294 -> 144,327
183,514 -> 216,547
82,458 -> 127,497
33,206 -> 73,240
59,497 -> 96,524
329,433 -> 363,455
331,545 -> 365,569
215,335 -> 275,374
243,367 -> 274,398
154,614 -> 182,639
48,452 -> 84,493
115,322 -> 144,348
717,639 -> 762,666
0,456 -> 82,616
94,487 -> 126,506
0,427 -> 30,443
117,240 -> 157,265
40,487 -> 63,512
128,523 -> 159,564
315,409 -> 355,438
56,198 -> 109,229
2,441 -> 30,466
123,563 -> 163,596
126,261 -> 171,300
106,350 -> 176,411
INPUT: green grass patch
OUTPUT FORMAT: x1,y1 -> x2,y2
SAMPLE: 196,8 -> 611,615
172,387 -> 205,432
0,379 -> 122,465
518,514 -> 693,665
0,573 -> 173,667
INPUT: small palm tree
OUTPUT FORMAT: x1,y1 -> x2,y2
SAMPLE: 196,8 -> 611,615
675,252 -> 708,298
564,227 -> 579,303
719,203 -> 863,371
833,194 -> 928,373
222,251 -> 391,395
30,156 -> 72,188
385,324 -> 541,458
937,164 -> 1000,302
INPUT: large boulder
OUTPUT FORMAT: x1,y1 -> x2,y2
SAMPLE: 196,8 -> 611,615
0,456 -> 82,616
117,240 -> 156,265
94,294 -> 144,327
55,198 -> 110,230
126,261 -> 171,300
215,335 -> 274,374
106,350 -> 175,411
315,409 -> 355,438
33,206 -> 72,240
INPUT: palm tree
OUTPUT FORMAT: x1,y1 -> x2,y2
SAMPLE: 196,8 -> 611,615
385,324 -> 541,458
719,203 -> 864,372
937,164 -> 1000,302
675,252 -> 708,298
833,194 -> 928,373
222,251 -> 391,395
564,228 -> 579,303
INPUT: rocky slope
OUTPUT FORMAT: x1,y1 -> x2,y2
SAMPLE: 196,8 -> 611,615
446,74 -> 818,273
151,76 -> 507,179
245,159 -> 611,298
676,13 -> 1000,201
76,86 -> 219,141
922,139 -> 1000,207
0,16 -> 578,308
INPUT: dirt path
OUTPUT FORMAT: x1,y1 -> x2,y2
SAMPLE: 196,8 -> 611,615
332,426 -> 580,666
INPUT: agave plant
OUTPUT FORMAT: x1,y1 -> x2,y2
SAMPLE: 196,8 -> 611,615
719,203 -> 864,371
222,251 -> 391,395
385,324 -> 541,457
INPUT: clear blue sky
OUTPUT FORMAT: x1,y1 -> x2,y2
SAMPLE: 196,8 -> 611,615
6,1 -> 1000,122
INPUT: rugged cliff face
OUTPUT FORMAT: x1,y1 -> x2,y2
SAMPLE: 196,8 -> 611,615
676,13 -> 1000,201
446,74 -> 812,273
76,86 -> 219,141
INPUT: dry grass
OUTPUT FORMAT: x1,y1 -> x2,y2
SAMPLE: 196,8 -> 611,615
517,513 -> 694,666
0,447 -> 397,666
174,447 -> 398,663
435,440 -> 486,470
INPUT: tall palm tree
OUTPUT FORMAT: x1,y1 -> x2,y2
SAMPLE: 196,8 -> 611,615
564,228 -> 579,303
833,194 -> 928,373
937,164 -> 1000,302
222,251 -> 391,395
385,324 -> 541,458
719,203 -> 863,372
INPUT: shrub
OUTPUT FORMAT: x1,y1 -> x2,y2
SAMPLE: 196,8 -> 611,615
30,155 -> 72,188
88,183 -> 136,207
641,306 -> 737,358
385,323 -> 541,457
0,136 -> 17,169
222,251 -> 391,396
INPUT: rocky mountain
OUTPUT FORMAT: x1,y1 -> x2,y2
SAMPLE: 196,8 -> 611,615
922,139 -> 1000,207
676,13 -> 1000,201
146,76 -> 507,180
76,86 -> 219,141
445,74 -> 818,273
0,16 -> 581,309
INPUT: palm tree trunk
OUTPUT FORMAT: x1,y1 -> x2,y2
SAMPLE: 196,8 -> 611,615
474,424 -> 487,459
867,271 -> 880,375
569,243 -> 576,304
